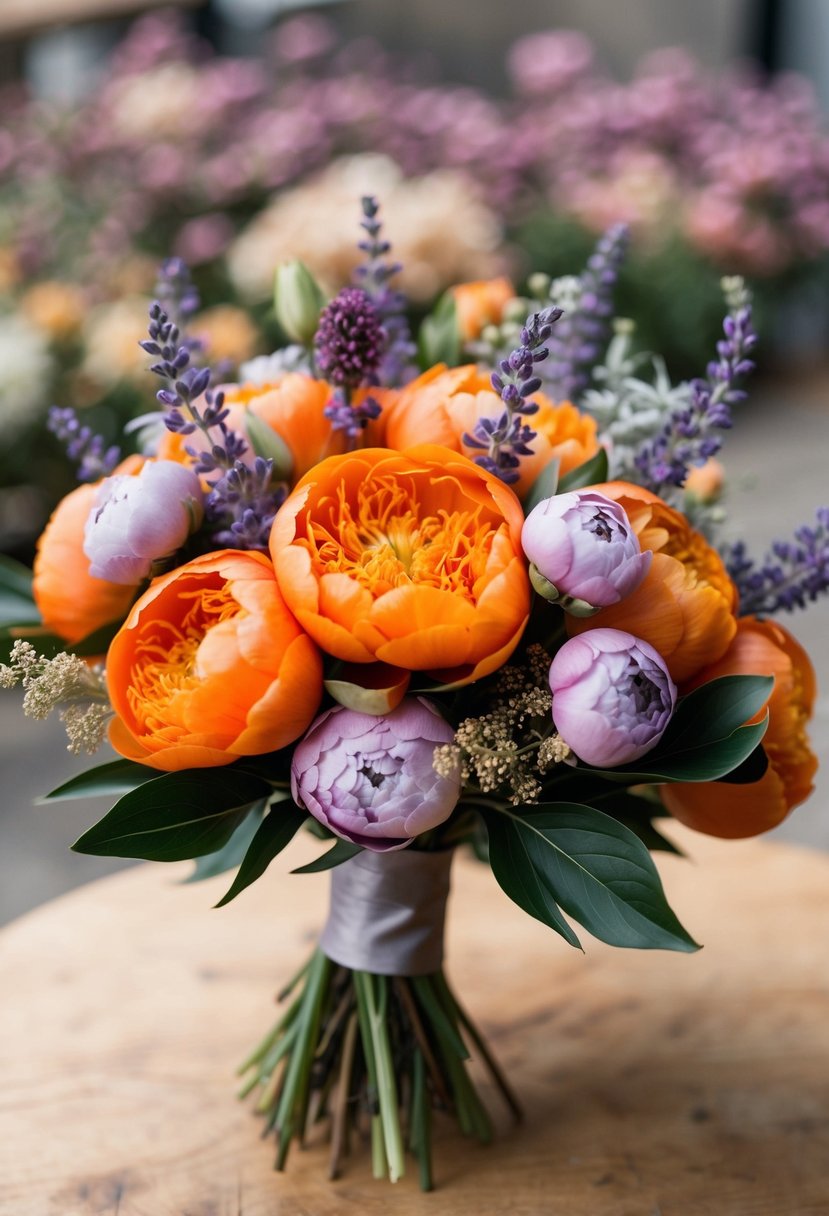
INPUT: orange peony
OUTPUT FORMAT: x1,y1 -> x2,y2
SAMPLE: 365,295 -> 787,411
567,481 -> 738,684
662,617 -> 817,838
451,277 -> 514,342
33,459 -> 143,646
383,364 -> 599,498
157,372 -> 385,484
269,445 -> 530,685
107,550 -> 323,771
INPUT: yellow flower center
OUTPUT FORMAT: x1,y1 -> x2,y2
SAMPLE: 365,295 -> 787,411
127,583 -> 240,733
302,473 -> 495,599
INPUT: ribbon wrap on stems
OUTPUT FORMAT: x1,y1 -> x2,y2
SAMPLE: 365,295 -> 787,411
319,847 -> 454,976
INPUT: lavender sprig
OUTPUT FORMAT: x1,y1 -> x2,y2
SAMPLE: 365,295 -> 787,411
354,195 -> 416,386
634,282 -> 757,494
48,407 -> 121,482
542,224 -> 629,402
142,299 -> 281,551
727,508 -> 829,615
209,457 -> 283,550
464,306 -> 562,484
324,390 -> 382,439
155,256 -> 200,326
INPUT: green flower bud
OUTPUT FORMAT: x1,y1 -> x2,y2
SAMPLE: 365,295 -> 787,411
274,261 -> 326,346
529,562 -> 602,618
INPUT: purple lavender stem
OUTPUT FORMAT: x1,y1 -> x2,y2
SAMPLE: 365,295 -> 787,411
48,407 -> 121,483
727,507 -> 829,615
464,305 -> 562,484
543,224 -> 629,402
354,195 -> 417,386
634,298 -> 757,493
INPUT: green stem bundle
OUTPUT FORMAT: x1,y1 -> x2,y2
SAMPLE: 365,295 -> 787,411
238,948 -> 520,1190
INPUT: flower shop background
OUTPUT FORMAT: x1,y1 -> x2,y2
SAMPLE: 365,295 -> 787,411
1,0 -> 828,924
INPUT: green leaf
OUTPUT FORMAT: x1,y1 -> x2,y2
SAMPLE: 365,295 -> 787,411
292,837 -> 361,874
522,458 -> 560,514
71,620 -> 126,657
72,770 -> 273,861
578,717 -> 769,784
40,759 -> 160,802
573,675 -> 774,784
418,292 -> 460,368
0,553 -> 34,598
658,675 -> 773,752
484,802 -> 699,952
483,813 -> 582,949
0,616 -> 128,662
591,791 -> 684,855
717,743 -> 769,785
245,411 -> 294,482
0,556 -> 41,632
0,591 -> 41,630
216,802 -> 308,906
183,799 -> 269,883
557,448 -> 609,492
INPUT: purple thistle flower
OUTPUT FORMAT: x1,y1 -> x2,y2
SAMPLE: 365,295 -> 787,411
314,285 -> 385,391
48,406 -> 121,483
464,305 -> 562,484
634,293 -> 757,494
727,507 -> 829,615
543,224 -> 629,402
354,195 -> 417,386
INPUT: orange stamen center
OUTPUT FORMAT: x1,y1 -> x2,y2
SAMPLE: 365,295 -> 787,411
127,582 -> 240,735
301,473 -> 495,599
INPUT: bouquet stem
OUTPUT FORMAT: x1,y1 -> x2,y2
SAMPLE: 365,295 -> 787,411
239,948 -> 520,1190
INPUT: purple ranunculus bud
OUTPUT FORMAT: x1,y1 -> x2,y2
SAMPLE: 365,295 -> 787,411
549,628 -> 677,767
290,699 -> 461,852
522,490 -> 651,616
83,460 -> 204,585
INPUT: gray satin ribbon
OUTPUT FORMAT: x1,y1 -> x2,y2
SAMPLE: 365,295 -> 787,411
319,847 -> 453,976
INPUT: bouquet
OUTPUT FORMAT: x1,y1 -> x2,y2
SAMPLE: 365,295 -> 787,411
2,197 -> 825,1191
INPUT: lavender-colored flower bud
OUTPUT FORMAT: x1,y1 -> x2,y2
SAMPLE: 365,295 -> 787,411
291,699 -> 461,852
522,491 -> 651,615
83,460 -> 204,585
549,628 -> 677,767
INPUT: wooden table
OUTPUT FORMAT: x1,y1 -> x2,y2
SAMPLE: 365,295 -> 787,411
1,828 -> 828,1215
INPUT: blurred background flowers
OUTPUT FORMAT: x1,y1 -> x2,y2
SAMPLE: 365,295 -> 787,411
1,0 -> 828,920
4,0 -> 829,558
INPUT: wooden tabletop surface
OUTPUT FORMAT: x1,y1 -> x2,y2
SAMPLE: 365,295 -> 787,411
1,826 -> 828,1215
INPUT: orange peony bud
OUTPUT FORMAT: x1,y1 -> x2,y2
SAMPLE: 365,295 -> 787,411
269,445 -> 530,686
107,550 -> 323,771
33,459 -> 144,646
450,277 -> 514,342
662,617 -> 817,837
384,364 -> 599,498
566,481 -> 738,683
